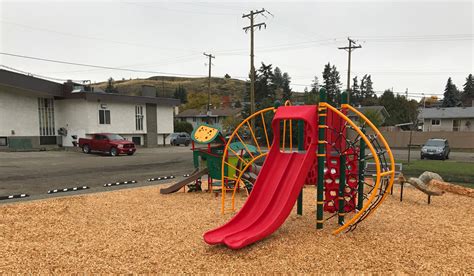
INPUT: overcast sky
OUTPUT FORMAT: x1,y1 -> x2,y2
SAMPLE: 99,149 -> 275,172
1,0 -> 472,100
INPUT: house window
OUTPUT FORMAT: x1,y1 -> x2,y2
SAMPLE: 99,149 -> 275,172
135,105 -> 144,130
38,98 -> 55,136
99,110 -> 111,124
431,119 -> 440,126
193,117 -> 197,122
0,137 -> 7,146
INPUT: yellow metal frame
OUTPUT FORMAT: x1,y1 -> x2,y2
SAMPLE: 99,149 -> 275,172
219,101 -> 395,235
341,104 -> 396,219
321,103 -> 383,235
221,107 -> 276,214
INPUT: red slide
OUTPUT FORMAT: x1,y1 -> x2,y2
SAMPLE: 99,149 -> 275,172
203,105 -> 318,249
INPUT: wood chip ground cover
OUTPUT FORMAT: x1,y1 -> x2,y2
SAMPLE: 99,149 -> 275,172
0,184 -> 472,274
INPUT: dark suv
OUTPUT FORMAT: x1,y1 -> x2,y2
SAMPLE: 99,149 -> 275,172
170,132 -> 191,146
420,138 -> 450,160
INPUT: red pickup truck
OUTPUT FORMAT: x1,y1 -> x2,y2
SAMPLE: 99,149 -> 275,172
78,133 -> 136,156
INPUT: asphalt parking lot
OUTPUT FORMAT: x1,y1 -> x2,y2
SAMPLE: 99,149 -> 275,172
1,146 -> 472,204
0,146 -> 194,203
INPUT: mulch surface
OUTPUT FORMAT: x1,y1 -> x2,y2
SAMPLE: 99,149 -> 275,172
0,184 -> 473,274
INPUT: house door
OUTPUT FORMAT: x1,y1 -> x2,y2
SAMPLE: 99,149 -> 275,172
453,120 -> 460,132
38,98 -> 57,145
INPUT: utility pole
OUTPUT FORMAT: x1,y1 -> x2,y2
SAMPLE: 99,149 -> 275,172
203,52 -> 215,112
203,52 -> 215,124
338,37 -> 361,104
243,8 -> 267,127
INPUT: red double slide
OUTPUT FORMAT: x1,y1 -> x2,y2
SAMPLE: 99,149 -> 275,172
203,105 -> 318,249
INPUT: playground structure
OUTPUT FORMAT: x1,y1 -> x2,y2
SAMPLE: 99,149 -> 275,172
204,88 -> 396,249
160,124 -> 257,194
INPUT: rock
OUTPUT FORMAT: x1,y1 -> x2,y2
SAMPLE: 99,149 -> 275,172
418,171 -> 443,184
406,177 -> 445,196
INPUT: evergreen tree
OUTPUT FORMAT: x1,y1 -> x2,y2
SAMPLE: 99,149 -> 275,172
462,74 -> 474,106
310,76 -> 320,93
281,72 -> 292,102
272,67 -> 284,88
322,63 -> 341,105
105,77 -> 117,93
360,74 -> 377,105
351,76 -> 361,105
442,77 -> 461,107
255,62 -> 276,105
241,62 -> 276,118
173,85 -> 187,104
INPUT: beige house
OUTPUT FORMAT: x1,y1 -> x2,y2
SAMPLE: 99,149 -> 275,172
421,107 -> 474,132
176,107 -> 242,132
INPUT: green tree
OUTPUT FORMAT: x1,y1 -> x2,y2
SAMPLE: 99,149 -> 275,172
351,76 -> 361,105
105,77 -> 118,93
256,62 -> 277,102
310,76 -> 320,93
272,67 -> 284,88
360,74 -> 377,105
222,116 -> 241,134
174,120 -> 193,134
379,89 -> 419,126
173,85 -> 187,104
442,77 -> 461,107
461,74 -> 474,106
281,72 -> 292,102
362,109 -> 383,127
322,63 -> 341,105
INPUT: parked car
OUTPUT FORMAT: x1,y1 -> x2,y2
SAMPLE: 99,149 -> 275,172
170,132 -> 191,146
420,138 -> 450,160
78,133 -> 136,156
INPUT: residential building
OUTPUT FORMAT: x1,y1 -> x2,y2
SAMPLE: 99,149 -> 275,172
420,107 -> 474,132
176,107 -> 242,131
0,69 -> 179,150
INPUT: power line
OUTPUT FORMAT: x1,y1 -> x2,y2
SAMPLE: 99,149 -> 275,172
0,65 -> 88,83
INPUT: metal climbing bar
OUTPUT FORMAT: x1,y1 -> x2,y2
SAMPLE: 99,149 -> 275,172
358,127 -> 366,210
316,88 -> 327,229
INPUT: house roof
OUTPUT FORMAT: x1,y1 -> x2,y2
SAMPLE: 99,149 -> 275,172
420,107 -> 474,119
0,69 -> 179,106
176,107 -> 242,118
0,69 -> 64,97
68,91 -> 180,106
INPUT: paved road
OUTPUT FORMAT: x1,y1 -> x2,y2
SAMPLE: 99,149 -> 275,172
0,146 -> 195,204
1,146 -> 472,204
390,149 -> 474,162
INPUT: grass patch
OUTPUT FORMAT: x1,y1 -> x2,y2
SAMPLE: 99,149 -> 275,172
402,160 -> 474,188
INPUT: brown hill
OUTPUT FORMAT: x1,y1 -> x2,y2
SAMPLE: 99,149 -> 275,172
94,76 -> 247,100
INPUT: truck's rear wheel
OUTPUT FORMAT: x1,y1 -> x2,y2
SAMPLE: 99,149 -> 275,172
82,145 -> 91,154
110,147 -> 118,157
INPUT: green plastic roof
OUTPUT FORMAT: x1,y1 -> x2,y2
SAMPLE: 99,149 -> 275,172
229,142 -> 258,153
